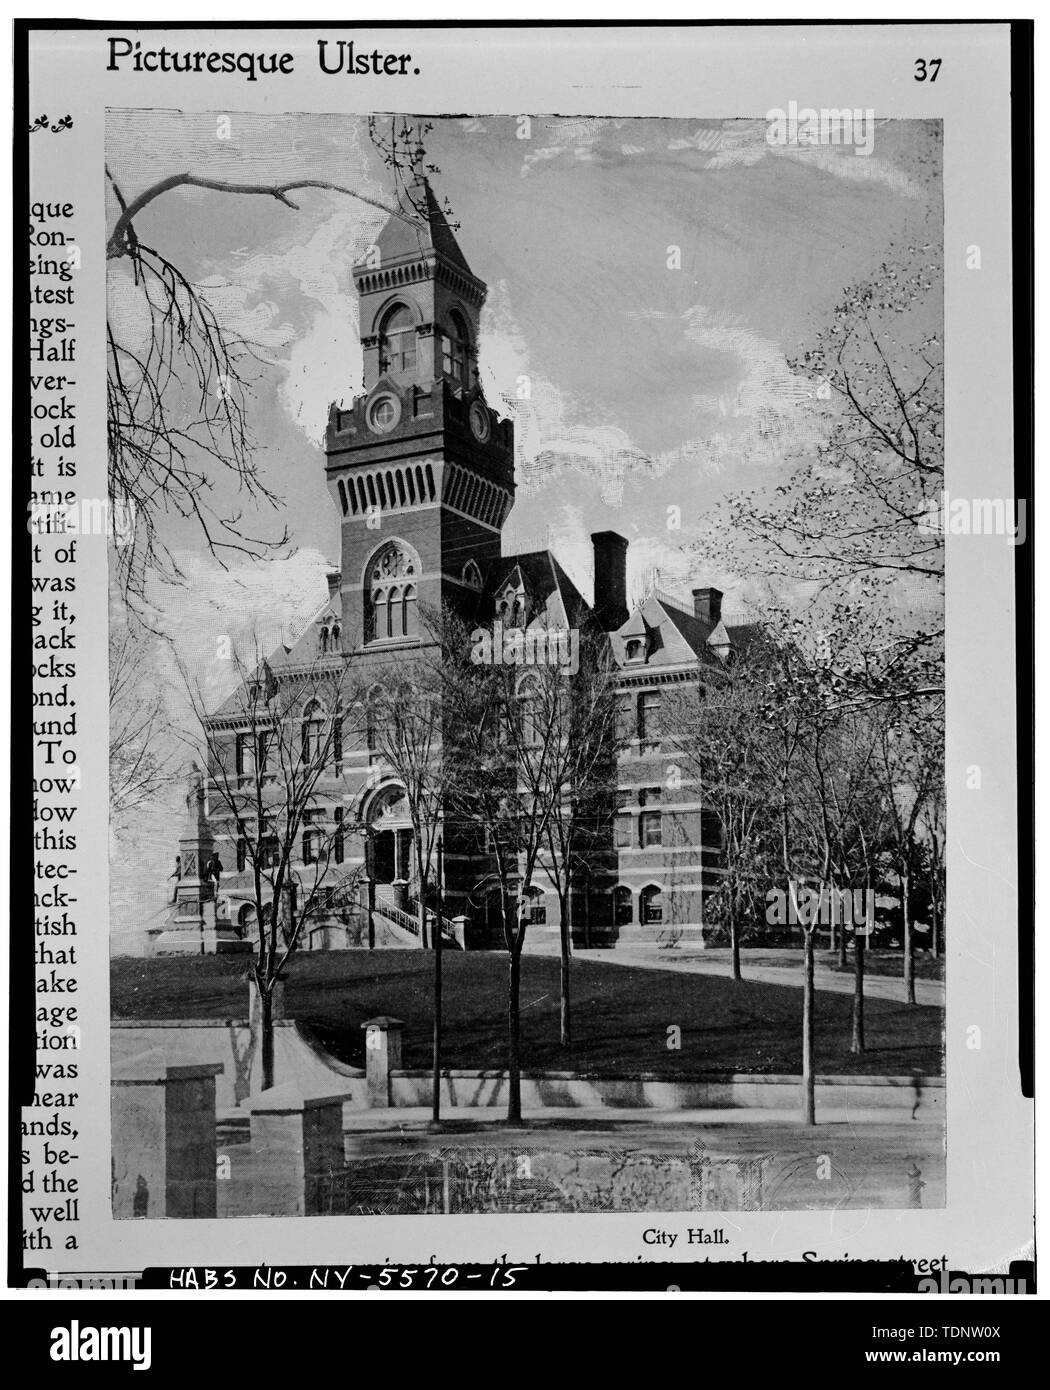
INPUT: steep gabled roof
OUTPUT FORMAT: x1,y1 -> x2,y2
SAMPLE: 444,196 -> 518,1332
487,549 -> 592,628
375,178 -> 474,276
611,592 -> 740,672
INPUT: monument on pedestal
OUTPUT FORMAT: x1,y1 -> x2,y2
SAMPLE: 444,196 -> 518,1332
154,764 -> 250,955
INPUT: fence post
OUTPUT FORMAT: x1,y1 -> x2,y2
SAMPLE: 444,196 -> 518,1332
246,1089 -> 346,1216
111,1053 -> 223,1218
362,1015 -> 405,1107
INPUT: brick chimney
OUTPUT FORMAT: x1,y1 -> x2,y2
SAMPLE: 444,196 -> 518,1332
692,586 -> 722,625
591,532 -> 629,631
326,570 -> 342,603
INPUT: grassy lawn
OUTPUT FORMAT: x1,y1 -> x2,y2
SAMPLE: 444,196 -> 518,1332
817,951 -> 945,982
111,951 -> 943,1079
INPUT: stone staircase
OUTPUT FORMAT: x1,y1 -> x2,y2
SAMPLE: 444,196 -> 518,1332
373,890 -> 463,948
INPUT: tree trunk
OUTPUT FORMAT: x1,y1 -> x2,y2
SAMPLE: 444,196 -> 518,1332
260,986 -> 274,1092
559,890 -> 572,1047
730,909 -> 742,981
802,930 -> 816,1125
431,910 -> 442,1122
837,892 -> 848,968
850,933 -> 865,1054
507,945 -> 523,1124
930,873 -> 940,960
902,866 -> 915,1005
419,898 -> 428,950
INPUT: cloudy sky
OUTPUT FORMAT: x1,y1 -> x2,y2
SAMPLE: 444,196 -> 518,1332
106,110 -> 940,937
107,110 -> 940,611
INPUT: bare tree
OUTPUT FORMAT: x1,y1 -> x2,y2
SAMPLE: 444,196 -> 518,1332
109,610 -> 178,822
441,610 -> 577,1124
182,641 -> 362,1089
726,246 -> 944,598
105,119 -> 435,611
530,620 -> 622,1046
668,651 -> 774,982
364,655 -> 460,1123
874,698 -> 943,1005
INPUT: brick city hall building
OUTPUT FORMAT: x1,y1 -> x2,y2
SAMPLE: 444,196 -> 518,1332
199,183 -> 755,952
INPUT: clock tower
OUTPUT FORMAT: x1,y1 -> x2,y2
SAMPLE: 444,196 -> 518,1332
324,178 -> 515,651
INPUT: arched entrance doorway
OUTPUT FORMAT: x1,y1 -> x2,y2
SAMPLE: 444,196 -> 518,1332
364,783 -> 414,888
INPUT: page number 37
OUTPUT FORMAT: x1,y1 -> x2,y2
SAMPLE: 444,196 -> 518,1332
915,58 -> 942,81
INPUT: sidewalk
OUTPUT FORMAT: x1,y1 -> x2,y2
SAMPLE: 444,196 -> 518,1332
342,1105 -> 938,1140
525,941 -> 944,1008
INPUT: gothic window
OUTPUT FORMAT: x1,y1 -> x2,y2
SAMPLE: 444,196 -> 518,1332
402,584 -> 418,637
497,582 -> 529,628
366,543 -> 418,642
613,885 -> 633,926
524,886 -> 547,926
378,303 -> 417,377
463,559 -> 482,590
319,626 -> 330,654
640,884 -> 664,925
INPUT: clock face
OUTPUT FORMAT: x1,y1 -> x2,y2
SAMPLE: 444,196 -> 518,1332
469,401 -> 490,442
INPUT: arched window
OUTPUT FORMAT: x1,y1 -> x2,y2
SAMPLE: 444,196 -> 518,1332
613,885 -> 633,927
319,626 -> 330,654
463,559 -> 482,590
378,303 -> 417,377
402,584 -> 418,637
301,700 -> 325,764
440,310 -> 471,387
640,884 -> 664,925
524,886 -> 547,926
366,543 -> 419,643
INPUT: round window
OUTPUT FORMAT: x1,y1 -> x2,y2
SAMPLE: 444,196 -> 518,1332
369,395 -> 400,434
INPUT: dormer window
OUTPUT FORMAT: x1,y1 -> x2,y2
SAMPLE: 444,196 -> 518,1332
496,571 -> 530,628
378,303 -> 417,378
625,638 -> 645,663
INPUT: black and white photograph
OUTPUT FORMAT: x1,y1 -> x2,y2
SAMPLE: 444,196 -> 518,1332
17,18 -> 1034,1320
105,107 -> 947,1219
